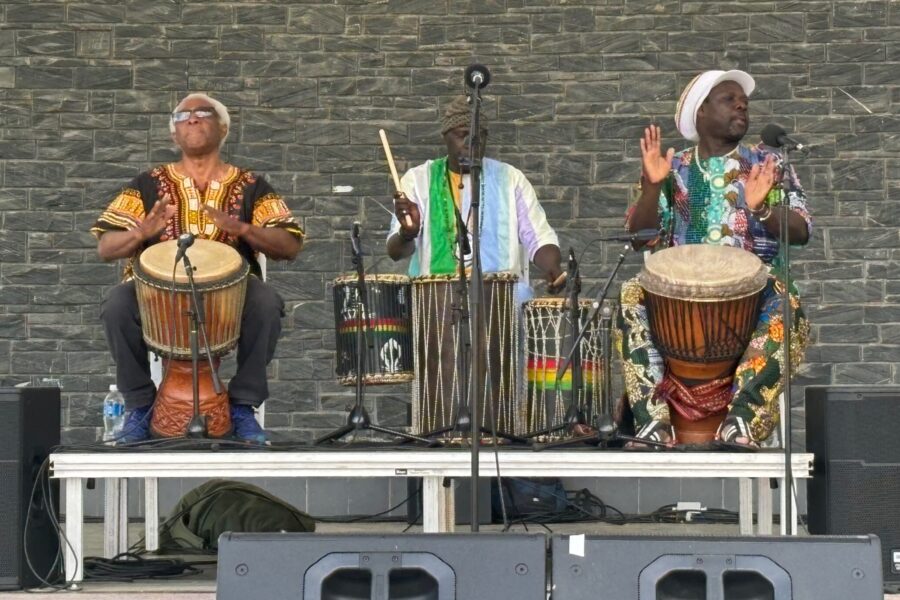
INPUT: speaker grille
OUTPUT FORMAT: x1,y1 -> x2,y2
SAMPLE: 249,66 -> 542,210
0,463 -> 21,580
828,461 -> 900,583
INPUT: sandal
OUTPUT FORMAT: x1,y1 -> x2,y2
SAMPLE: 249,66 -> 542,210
628,419 -> 675,447
716,415 -> 758,448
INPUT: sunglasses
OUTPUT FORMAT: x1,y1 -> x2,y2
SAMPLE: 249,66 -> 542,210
171,107 -> 217,123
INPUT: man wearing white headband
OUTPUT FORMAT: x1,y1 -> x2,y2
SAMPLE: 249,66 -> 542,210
617,70 -> 813,447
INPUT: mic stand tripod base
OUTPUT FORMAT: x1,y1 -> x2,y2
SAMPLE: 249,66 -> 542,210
187,414 -> 208,438
315,400 -> 438,446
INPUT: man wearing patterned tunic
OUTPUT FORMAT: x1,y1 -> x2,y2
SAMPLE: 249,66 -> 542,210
618,70 -> 812,447
92,93 -> 304,443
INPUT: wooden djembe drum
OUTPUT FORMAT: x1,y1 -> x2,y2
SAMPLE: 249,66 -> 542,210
639,245 -> 768,443
133,238 -> 249,438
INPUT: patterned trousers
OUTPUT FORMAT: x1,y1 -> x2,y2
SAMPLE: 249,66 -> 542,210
615,273 -> 810,443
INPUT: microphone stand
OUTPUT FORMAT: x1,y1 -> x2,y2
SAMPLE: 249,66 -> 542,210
778,145 -> 797,533
179,251 -> 221,438
466,85 -> 487,532
316,229 -> 434,446
534,241 -> 668,451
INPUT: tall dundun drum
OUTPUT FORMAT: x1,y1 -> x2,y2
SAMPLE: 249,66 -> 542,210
639,245 -> 768,441
411,272 -> 520,437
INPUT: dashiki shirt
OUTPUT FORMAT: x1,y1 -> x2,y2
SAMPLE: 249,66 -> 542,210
616,143 -> 812,444
387,157 -> 558,303
653,143 -> 812,265
91,164 -> 304,280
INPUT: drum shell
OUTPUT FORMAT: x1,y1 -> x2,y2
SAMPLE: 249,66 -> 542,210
522,298 -> 604,435
332,274 -> 414,386
410,273 -> 520,436
133,241 -> 249,360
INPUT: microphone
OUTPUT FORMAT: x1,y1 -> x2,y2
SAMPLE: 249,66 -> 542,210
603,229 -> 662,242
760,123 -> 809,154
464,64 -> 491,89
350,221 -> 362,256
174,232 -> 194,263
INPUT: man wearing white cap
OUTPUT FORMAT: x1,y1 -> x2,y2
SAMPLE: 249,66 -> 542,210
617,70 -> 812,447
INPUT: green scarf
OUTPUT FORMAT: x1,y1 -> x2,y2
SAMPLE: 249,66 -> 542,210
427,157 -> 458,275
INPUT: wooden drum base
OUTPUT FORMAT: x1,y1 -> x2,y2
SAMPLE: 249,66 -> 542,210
150,359 -> 232,438
671,410 -> 727,445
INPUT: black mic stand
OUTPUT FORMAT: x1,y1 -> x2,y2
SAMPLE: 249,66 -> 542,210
179,251 -> 222,438
316,229 -> 434,446
534,241 -> 668,451
777,144 -> 797,533
524,249 -> 588,440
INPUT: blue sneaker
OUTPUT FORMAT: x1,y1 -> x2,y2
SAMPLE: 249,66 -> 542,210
116,405 -> 152,444
230,404 -> 267,444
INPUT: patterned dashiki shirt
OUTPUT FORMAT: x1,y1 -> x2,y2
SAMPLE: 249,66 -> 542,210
632,143 -> 813,266
92,164 -> 304,280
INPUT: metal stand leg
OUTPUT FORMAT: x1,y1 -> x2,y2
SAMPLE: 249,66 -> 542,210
64,478 -> 84,583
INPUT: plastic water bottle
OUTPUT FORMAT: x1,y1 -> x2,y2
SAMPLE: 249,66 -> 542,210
102,384 -> 125,442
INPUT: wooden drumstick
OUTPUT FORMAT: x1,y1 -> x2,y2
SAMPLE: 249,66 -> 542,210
379,128 -> 414,229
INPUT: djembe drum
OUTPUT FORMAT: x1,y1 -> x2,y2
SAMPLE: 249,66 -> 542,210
133,239 -> 250,438
410,272 -> 520,437
332,273 -> 414,386
522,297 -> 604,435
639,245 -> 768,443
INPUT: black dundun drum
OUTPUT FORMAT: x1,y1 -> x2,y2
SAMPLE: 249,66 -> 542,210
333,274 -> 414,386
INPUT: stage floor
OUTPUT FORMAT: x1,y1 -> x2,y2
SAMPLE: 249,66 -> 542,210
3,521 -> 897,599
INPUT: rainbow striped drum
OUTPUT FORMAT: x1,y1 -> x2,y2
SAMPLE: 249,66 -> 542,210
522,297 -> 604,434
333,274 -> 414,386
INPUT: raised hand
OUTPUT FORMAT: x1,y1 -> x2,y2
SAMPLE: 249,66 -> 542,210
201,203 -> 250,237
137,195 -> 176,241
744,154 -> 777,212
393,191 -> 421,239
640,125 -> 675,185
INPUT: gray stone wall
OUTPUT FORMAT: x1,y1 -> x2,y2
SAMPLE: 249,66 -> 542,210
2,1 -> 898,515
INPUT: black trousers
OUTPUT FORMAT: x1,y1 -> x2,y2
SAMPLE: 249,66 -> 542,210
100,276 -> 285,410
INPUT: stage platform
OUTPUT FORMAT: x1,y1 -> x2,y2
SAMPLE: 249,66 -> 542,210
50,447 -> 814,582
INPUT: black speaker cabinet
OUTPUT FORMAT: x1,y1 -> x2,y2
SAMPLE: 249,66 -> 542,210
0,387 -> 61,590
551,534 -> 882,600
217,533 -> 546,600
806,385 -> 900,590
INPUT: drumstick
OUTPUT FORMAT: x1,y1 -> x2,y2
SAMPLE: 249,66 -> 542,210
379,129 -> 414,229
551,272 -> 567,289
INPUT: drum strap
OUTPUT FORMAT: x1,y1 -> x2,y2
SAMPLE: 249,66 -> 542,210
659,374 -> 732,422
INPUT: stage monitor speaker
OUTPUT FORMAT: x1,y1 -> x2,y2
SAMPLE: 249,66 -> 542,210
217,533 -> 546,600
806,385 -> 900,591
0,387 -> 61,590
551,534 -> 882,600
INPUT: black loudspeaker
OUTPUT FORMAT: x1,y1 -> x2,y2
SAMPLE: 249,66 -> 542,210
217,533 -> 546,600
0,387 -> 61,590
551,534 -> 883,600
806,385 -> 900,591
